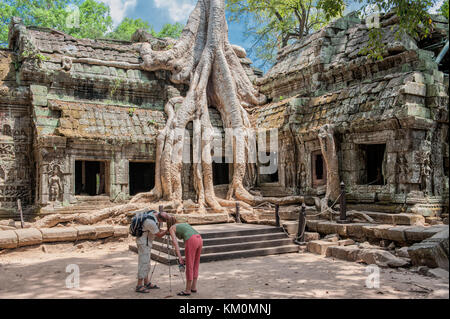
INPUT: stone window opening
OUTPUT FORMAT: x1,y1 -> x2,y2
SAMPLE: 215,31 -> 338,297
312,150 -> 327,187
129,162 -> 155,196
75,160 -> 108,196
358,144 -> 387,186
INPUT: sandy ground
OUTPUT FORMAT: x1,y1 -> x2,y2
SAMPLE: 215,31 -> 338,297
0,237 -> 448,299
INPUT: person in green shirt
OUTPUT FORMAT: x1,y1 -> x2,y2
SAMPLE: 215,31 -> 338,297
162,214 -> 203,296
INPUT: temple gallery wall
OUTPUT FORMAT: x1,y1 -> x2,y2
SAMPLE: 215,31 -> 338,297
0,12 -> 448,221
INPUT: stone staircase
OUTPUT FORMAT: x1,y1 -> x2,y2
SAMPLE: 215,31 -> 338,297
130,224 -> 299,265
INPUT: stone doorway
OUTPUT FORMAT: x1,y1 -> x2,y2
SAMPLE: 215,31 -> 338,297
358,144 -> 386,185
212,160 -> 230,185
129,162 -> 155,196
75,160 -> 108,196
312,150 -> 326,187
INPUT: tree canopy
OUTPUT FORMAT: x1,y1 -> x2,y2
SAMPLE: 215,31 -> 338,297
226,0 -> 444,67
0,0 -> 183,47
226,0 -> 345,68
441,0 -> 449,19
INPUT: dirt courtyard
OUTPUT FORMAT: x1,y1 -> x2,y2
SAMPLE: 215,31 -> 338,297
0,237 -> 448,299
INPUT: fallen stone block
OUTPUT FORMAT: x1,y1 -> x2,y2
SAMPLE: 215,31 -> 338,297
357,249 -> 409,268
74,225 -> 97,240
326,245 -> 360,262
408,241 -> 449,270
0,230 -> 18,249
307,240 -> 338,255
95,225 -> 115,239
426,229 -> 449,257
113,226 -> 129,238
15,228 -> 43,247
404,226 -> 439,242
40,227 -> 78,243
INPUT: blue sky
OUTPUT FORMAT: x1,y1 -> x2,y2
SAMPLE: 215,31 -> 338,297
98,0 -> 445,71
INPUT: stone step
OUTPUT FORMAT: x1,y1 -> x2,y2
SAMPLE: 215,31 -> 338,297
129,224 -> 299,264
154,231 -> 288,248
151,237 -> 295,256
145,245 -> 300,265
194,226 -> 285,239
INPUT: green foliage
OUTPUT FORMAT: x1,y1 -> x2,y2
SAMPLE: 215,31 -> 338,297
155,22 -> 184,39
226,0 -> 345,68
107,17 -> 154,41
0,0 -> 113,46
0,0 -> 182,47
441,0 -> 449,19
106,19 -> 183,41
357,0 -> 437,60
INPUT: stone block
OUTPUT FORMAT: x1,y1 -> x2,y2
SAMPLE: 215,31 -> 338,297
326,245 -> 360,262
404,226 -> 440,242
306,220 -> 319,232
304,232 -> 320,242
15,228 -> 43,247
408,241 -> 449,270
316,221 -> 337,235
40,227 -> 78,243
0,230 -> 18,249
383,226 -> 408,242
358,249 -> 409,268
307,240 -> 338,255
74,225 -> 97,240
113,226 -> 129,238
402,82 -> 426,96
95,225 -> 115,239
346,223 -> 369,239
393,214 -> 425,226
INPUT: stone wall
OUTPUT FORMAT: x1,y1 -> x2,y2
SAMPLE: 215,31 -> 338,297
0,49 -> 34,218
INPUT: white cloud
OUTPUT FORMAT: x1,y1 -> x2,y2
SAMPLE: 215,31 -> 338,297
98,0 -> 138,26
154,0 -> 196,23
430,0 -> 444,14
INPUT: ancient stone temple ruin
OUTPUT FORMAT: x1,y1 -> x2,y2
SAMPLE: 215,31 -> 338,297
0,12 -> 448,222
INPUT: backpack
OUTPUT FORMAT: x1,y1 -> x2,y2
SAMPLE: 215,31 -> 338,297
129,209 -> 158,237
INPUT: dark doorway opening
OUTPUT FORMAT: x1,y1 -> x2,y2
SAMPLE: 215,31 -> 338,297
75,160 -> 107,196
312,151 -> 326,187
213,160 -> 229,185
259,151 -> 279,183
359,144 -> 386,185
129,162 -> 155,196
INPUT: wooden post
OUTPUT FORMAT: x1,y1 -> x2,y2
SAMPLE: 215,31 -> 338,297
17,199 -> 24,229
338,181 -> 347,223
296,203 -> 306,242
235,202 -> 241,223
275,204 -> 280,227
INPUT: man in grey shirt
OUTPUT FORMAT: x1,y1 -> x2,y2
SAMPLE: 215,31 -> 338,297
136,210 -> 168,293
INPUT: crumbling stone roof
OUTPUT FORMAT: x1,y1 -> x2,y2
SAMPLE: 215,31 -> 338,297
40,100 -> 164,144
253,12 -> 448,134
